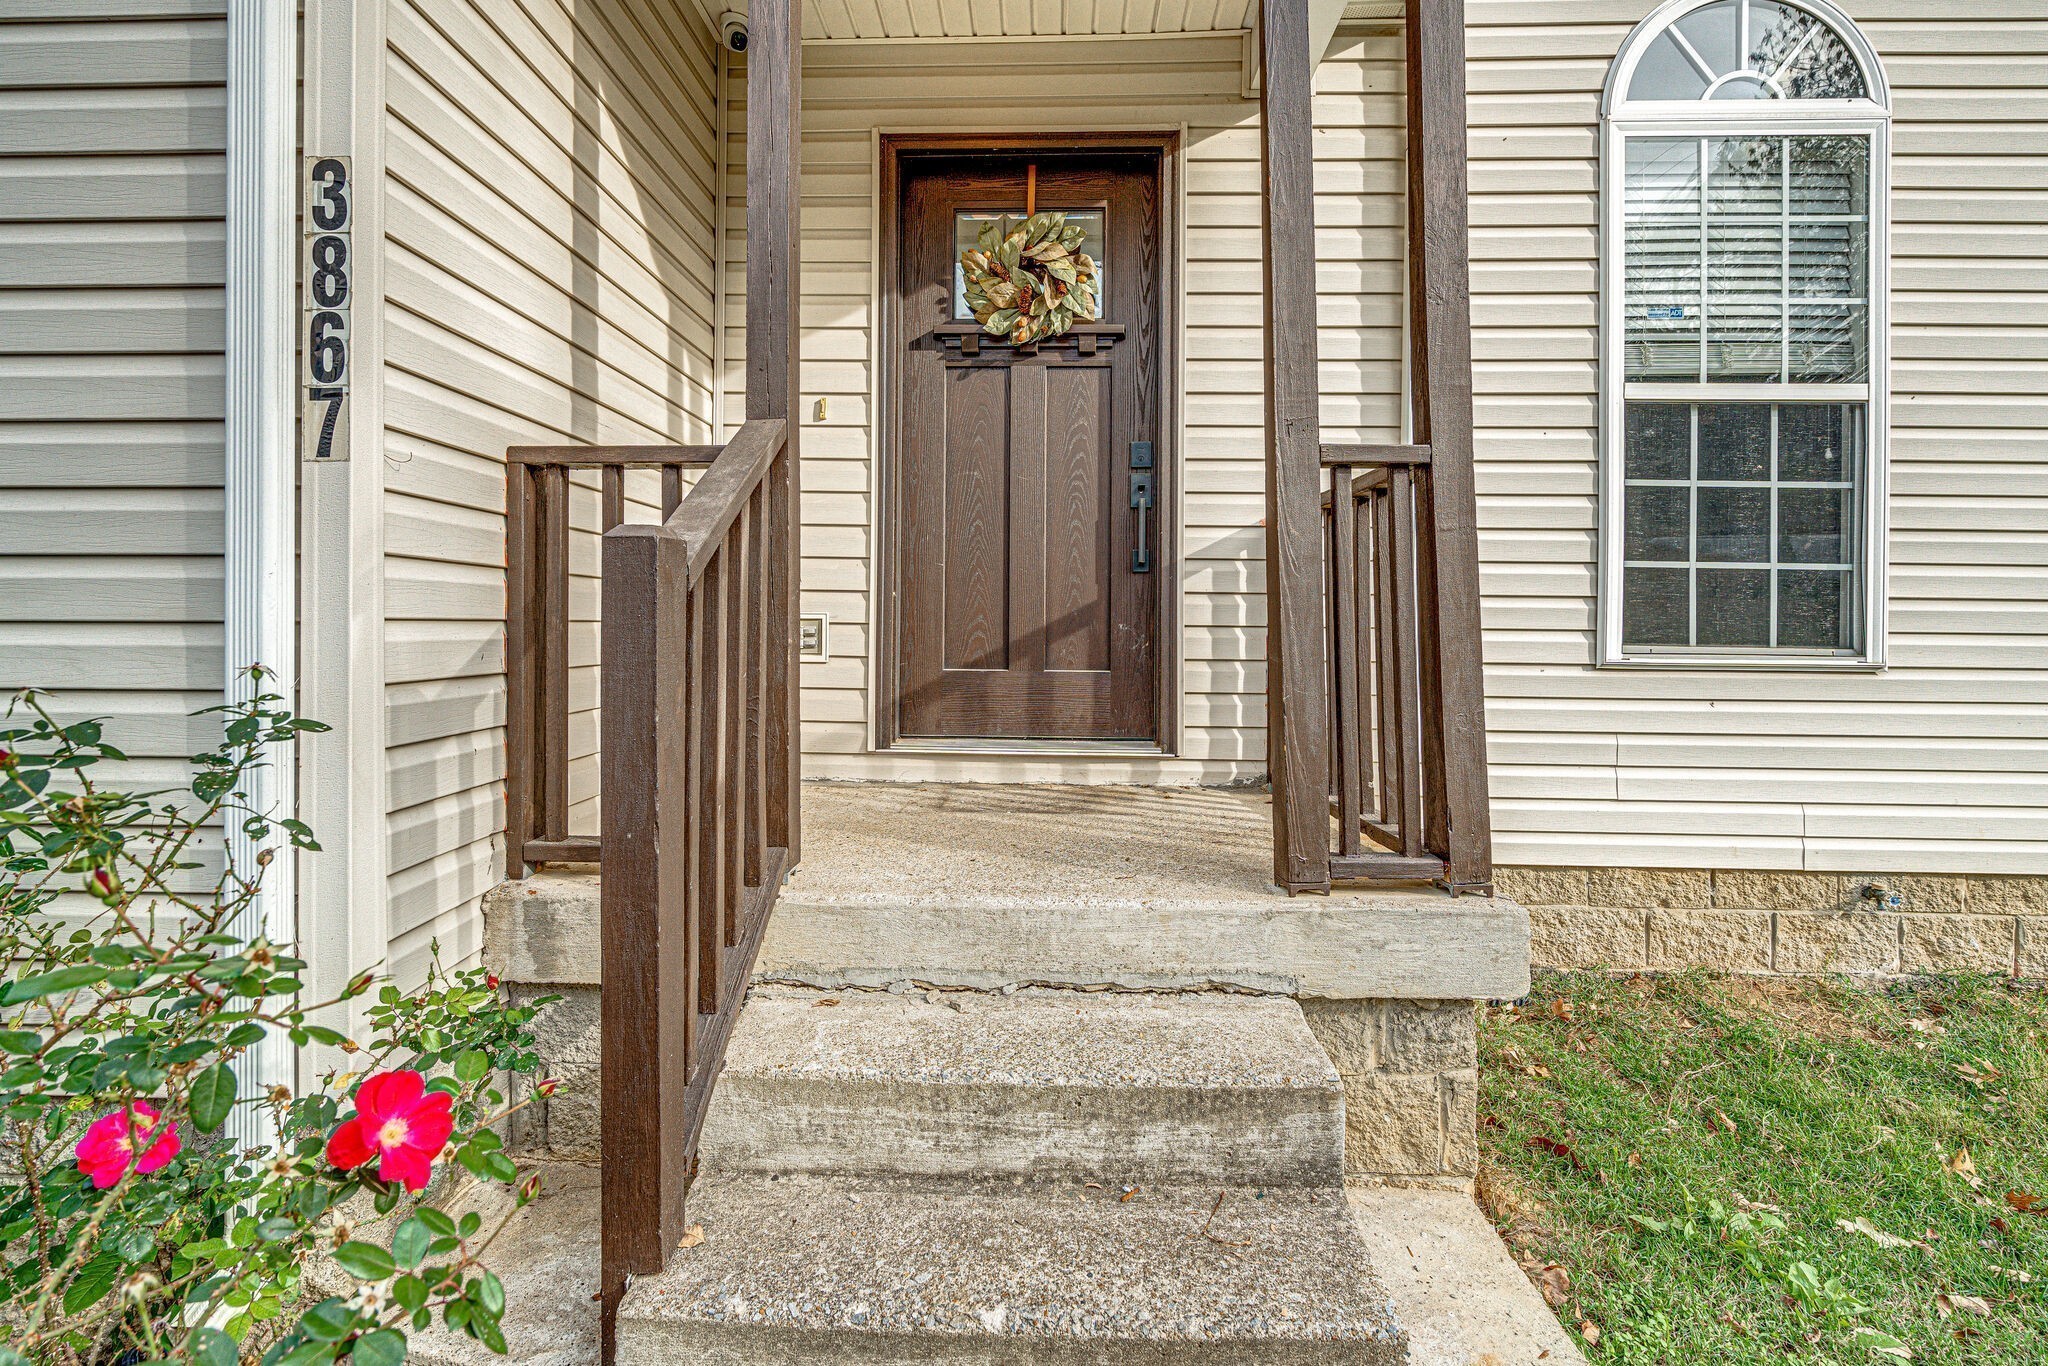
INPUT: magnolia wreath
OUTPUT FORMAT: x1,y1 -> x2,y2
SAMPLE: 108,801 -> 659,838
959,211 -> 1101,346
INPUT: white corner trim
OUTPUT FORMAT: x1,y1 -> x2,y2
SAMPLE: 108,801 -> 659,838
223,0 -> 300,1153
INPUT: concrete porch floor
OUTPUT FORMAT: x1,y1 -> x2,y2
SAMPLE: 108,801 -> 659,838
755,783 -> 1531,1002
795,782 -> 1416,910
488,784 -> 1530,1002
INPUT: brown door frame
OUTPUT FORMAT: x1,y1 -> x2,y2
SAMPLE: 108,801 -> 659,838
874,130 -> 1183,753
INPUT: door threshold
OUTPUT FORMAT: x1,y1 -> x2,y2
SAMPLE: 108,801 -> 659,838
884,738 -> 1168,758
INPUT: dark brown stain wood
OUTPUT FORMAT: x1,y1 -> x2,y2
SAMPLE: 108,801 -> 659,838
876,133 -> 1180,749
502,445 -> 730,873
1407,0 -> 1493,891
1260,0 -> 1333,893
891,152 -> 1164,742
1312,0 -> 1493,898
749,0 -> 802,864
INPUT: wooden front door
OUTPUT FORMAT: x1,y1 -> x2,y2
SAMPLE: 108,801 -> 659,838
890,151 -> 1164,742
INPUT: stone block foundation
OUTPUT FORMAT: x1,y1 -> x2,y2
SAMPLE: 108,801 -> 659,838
1302,999 -> 1479,1181
1498,868 -> 2047,979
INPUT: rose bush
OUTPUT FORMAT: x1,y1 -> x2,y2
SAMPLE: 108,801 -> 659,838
0,674 -> 557,1364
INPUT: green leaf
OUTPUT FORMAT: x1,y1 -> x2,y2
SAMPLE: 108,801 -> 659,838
349,1329 -> 407,1366
473,1269 -> 505,1319
0,1029 -> 38,1054
189,1063 -> 238,1133
415,1207 -> 458,1238
333,1241 -> 396,1281
0,963 -> 107,1006
453,1049 -> 488,1084
457,1211 -> 482,1239
391,1217 -> 432,1270
63,1249 -> 121,1314
299,1297 -> 358,1342
191,1327 -> 239,1366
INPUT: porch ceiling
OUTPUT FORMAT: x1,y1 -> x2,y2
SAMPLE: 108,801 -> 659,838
712,0 -> 1399,45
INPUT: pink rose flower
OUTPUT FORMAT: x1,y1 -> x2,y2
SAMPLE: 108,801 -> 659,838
75,1101 -> 181,1189
325,1070 -> 455,1192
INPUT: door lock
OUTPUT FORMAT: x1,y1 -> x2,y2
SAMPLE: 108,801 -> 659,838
1129,441 -> 1156,574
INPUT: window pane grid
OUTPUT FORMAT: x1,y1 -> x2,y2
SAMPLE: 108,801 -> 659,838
1621,401 -> 1863,652
1624,134 -> 1870,386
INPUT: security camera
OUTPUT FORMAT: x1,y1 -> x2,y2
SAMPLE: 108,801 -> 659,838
721,12 -> 748,52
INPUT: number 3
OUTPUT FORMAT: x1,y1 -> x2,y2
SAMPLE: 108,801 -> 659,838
309,157 -> 349,232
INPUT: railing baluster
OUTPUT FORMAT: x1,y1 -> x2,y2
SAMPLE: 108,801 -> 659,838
1371,485 -> 1402,845
1389,469 -> 1428,858
506,465 -> 536,868
1328,467 -> 1364,857
541,464 -> 571,847
601,464 -> 625,532
745,488 -> 768,888
723,516 -> 745,948
695,542 -> 727,1010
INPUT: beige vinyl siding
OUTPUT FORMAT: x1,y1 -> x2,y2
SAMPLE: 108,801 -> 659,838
0,3 -> 227,866
380,0 -> 720,978
1466,0 -> 2048,873
723,27 -> 1406,781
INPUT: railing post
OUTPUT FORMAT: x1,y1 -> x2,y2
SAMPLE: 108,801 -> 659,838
748,0 -> 803,865
1260,0 -> 1332,894
599,525 -> 694,1350
1406,0 -> 1493,890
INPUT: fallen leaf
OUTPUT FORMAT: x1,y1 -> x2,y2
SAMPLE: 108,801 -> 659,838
1525,1063 -> 1552,1079
1538,1264 -> 1570,1307
1904,1018 -> 1945,1035
1549,998 -> 1575,1020
1990,1217 -> 2010,1234
2004,1190 -> 2044,1215
814,998 -> 840,1007
1988,1264 -> 2036,1284
1838,1217 -> 1916,1249
1710,1107 -> 1738,1134
1945,1147 -> 1984,1189
1526,1135 -> 1586,1171
1577,1319 -> 1601,1346
1936,1292 -> 1992,1318
676,1224 -> 706,1249
1120,1185 -> 1139,1203
1627,1150 -> 1643,1168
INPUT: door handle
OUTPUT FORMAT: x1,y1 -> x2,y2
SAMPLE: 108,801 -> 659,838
1129,441 -> 1156,574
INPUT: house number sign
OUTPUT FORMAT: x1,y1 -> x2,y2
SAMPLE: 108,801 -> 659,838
301,156 -> 352,462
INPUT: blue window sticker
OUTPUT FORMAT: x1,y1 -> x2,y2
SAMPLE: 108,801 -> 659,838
1645,305 -> 1693,320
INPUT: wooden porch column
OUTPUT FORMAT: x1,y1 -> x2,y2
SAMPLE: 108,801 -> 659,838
748,0 -> 802,863
1406,0 -> 1493,889
1260,0 -> 1332,893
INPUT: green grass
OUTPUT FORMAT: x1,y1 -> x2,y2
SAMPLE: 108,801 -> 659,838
1479,973 -> 2048,1364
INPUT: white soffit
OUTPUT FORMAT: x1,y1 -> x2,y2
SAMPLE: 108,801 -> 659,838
708,0 -> 1398,44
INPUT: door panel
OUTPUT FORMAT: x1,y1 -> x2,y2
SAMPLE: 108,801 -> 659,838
892,153 -> 1163,742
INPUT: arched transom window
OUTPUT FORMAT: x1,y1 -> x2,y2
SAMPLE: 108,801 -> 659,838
1600,0 -> 1890,666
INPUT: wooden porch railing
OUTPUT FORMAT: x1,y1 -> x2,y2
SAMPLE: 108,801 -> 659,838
1322,444 -> 1447,884
504,445 -> 720,869
500,1 -> 802,1356
1261,0 -> 1493,894
596,415 -> 792,1319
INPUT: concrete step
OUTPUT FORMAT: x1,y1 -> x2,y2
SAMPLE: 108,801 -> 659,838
614,1172 -> 1406,1365
699,988 -> 1346,1186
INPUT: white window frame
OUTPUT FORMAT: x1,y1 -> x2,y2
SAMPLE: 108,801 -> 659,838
1598,0 -> 1891,669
